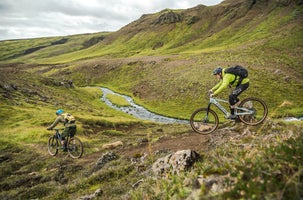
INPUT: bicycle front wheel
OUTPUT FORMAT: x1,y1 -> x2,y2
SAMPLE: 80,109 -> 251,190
237,97 -> 268,125
48,136 -> 59,156
190,108 -> 219,134
67,137 -> 83,159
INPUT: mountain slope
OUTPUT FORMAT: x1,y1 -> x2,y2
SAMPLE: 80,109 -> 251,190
0,0 -> 302,119
1,0 -> 302,66
1,0 -> 303,199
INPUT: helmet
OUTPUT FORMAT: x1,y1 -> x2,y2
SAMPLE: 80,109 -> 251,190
212,67 -> 222,75
56,109 -> 64,115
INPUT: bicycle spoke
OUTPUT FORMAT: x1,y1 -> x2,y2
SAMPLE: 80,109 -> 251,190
238,97 -> 268,125
190,108 -> 219,134
48,136 -> 59,156
67,137 -> 83,158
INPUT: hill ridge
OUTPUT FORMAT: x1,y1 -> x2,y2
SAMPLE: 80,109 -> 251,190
0,0 -> 302,63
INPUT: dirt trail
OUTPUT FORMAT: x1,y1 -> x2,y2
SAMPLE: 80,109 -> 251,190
42,130 -> 210,167
118,131 -> 209,158
38,124 -> 234,166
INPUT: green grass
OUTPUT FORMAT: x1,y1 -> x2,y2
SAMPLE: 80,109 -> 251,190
106,93 -> 131,107
0,32 -> 110,63
0,2 -> 303,199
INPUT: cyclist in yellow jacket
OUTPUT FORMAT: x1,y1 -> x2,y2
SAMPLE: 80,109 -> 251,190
209,67 -> 250,119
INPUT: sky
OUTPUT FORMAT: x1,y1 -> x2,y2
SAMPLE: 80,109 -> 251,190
0,0 -> 224,41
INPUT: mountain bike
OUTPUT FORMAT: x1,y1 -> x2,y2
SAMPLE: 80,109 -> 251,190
48,128 -> 83,158
190,96 -> 268,134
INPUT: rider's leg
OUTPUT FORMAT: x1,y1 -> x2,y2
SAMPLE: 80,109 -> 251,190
61,126 -> 77,149
68,125 -> 77,137
229,82 -> 250,117
61,128 -> 70,147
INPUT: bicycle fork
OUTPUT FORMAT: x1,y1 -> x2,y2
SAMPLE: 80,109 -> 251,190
202,104 -> 212,123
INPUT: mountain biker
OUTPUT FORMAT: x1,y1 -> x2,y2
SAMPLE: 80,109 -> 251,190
209,67 -> 250,119
47,109 -> 76,150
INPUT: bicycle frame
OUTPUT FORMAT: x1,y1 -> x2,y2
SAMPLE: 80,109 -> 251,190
208,97 -> 229,117
190,96 -> 267,134
53,128 -> 66,144
208,97 -> 254,117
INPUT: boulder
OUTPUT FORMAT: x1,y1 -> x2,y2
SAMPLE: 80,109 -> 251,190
102,141 -> 123,150
96,152 -> 119,169
154,11 -> 182,25
152,149 -> 201,176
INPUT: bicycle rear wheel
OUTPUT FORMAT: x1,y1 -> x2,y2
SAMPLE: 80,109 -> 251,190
237,97 -> 268,125
67,137 -> 83,159
48,136 -> 59,156
190,108 -> 219,134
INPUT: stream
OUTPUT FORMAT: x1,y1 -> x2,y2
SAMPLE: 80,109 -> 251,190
100,87 -> 188,124
284,117 -> 303,122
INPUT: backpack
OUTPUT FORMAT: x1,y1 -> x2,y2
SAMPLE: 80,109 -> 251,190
224,65 -> 248,86
62,113 -> 76,124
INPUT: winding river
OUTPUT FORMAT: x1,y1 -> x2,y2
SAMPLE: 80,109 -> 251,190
100,87 -> 188,124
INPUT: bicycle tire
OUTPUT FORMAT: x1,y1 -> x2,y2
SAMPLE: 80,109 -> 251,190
67,137 -> 83,159
237,97 -> 268,125
190,108 -> 219,134
48,136 -> 59,156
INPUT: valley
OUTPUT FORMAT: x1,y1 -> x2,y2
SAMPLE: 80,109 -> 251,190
0,0 -> 303,199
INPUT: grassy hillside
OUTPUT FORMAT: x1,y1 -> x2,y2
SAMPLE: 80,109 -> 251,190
0,0 -> 303,199
0,32 -> 109,63
0,0 -> 302,119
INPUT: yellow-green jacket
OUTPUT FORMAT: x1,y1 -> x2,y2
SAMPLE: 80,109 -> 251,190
211,69 -> 249,95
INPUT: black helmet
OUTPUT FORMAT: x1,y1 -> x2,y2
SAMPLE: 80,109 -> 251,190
212,67 -> 222,75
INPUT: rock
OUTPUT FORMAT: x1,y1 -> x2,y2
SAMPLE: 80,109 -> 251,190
78,188 -> 103,200
152,149 -> 201,176
186,16 -> 200,25
137,138 -> 148,145
196,174 -> 226,194
96,152 -> 119,169
102,141 -> 123,150
154,11 -> 182,25
1,83 -> 18,91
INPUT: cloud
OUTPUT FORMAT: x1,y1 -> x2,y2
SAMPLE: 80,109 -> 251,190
0,0 -> 223,41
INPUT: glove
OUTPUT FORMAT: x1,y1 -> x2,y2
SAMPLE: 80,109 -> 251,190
209,90 -> 214,97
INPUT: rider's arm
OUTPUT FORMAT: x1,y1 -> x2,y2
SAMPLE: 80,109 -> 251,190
211,80 -> 222,92
47,116 -> 62,130
213,74 -> 234,95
